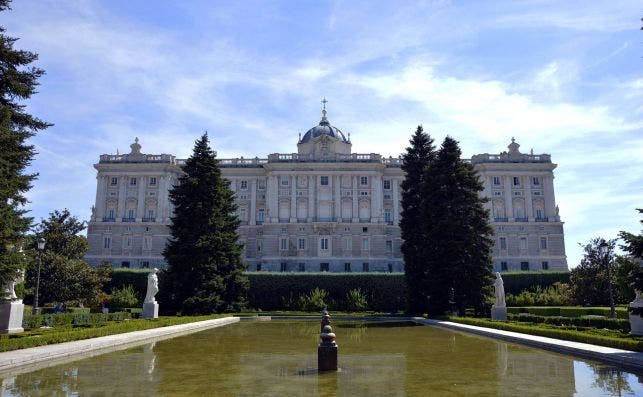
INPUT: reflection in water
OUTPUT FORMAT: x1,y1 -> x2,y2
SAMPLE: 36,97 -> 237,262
0,321 -> 641,396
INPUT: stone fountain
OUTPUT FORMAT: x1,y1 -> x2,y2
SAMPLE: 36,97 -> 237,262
318,309 -> 338,371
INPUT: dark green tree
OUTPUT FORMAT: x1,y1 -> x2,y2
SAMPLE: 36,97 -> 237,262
619,209 -> 643,292
0,0 -> 51,290
25,209 -> 110,306
161,134 -> 248,314
420,137 -> 494,316
400,125 -> 435,314
569,238 -> 617,306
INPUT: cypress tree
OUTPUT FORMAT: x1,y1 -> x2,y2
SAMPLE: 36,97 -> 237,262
162,134 -> 248,314
400,125 -> 435,314
420,137 -> 494,316
0,0 -> 51,290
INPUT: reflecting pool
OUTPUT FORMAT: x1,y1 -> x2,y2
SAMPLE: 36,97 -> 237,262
2,320 -> 641,396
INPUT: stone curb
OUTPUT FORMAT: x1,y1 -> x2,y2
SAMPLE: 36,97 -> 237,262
414,318 -> 643,372
0,316 -> 240,374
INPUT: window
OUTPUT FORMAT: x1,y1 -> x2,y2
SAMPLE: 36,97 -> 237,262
320,238 -> 329,251
320,176 -> 329,186
386,240 -> 393,253
344,262 -> 351,272
256,240 -> 262,253
362,227 -> 368,233
256,263 -> 262,272
520,237 -> 527,250
532,177 -> 540,186
280,238 -> 288,251
540,237 -> 548,250
360,191 -> 368,196
383,180 -> 391,190
535,208 -> 544,219
343,236 -> 352,251
501,261 -> 508,271
534,191 -> 541,196
298,238 -> 306,250
240,180 -> 248,190
127,209 -> 135,219
513,177 -> 520,186
362,263 -> 369,272
149,177 -> 157,186
384,209 -> 392,223
110,177 -> 118,186
108,209 -> 115,219
361,237 -> 369,251
298,263 -> 305,272
541,261 -> 549,270
520,262 -> 530,271
121,261 -> 130,268
141,261 -> 150,268
499,237 -> 507,250
384,194 -> 391,200
280,176 -> 289,186
130,177 -> 137,186
388,263 -> 393,273
257,208 -> 265,223
280,262 -> 287,272
493,176 -> 501,185
320,263 -> 329,272
147,209 -> 155,219
360,176 -> 368,185
103,237 -> 111,249
493,191 -> 502,196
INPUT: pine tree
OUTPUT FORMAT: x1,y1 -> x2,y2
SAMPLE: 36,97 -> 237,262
420,137 -> 494,316
399,125 -> 435,314
0,0 -> 51,290
162,134 -> 248,314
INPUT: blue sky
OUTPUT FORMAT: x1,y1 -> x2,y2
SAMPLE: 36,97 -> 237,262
3,1 -> 642,268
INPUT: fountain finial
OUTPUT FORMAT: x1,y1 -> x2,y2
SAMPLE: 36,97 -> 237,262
318,309 -> 338,371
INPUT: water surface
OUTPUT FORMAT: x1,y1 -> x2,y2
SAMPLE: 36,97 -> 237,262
2,320 -> 641,396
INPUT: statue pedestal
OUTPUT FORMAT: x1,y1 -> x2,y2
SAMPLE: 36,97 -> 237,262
491,305 -> 507,321
629,300 -> 643,336
142,302 -> 159,319
0,301 -> 24,333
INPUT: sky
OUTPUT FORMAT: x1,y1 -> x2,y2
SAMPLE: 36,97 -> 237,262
2,0 -> 642,268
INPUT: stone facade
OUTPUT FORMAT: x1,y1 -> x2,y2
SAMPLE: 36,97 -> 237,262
86,111 -> 567,272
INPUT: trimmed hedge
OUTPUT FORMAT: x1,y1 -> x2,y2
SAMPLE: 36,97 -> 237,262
447,316 -> 643,352
22,311 -> 133,330
507,306 -> 629,319
104,268 -> 150,302
500,272 -> 570,295
508,313 -> 630,332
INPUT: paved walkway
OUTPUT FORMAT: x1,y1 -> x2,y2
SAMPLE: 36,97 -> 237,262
0,316 -> 239,375
415,318 -> 643,372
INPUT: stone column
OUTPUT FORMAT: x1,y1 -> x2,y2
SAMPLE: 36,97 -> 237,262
290,175 -> 296,222
267,175 -> 278,223
158,175 -> 168,223
311,175 -> 317,221
117,176 -> 126,219
95,175 -> 107,221
525,177 -> 533,221
543,175 -> 556,221
372,174 -> 383,223
137,175 -> 146,221
503,175 -> 513,221
352,175 -> 358,223
334,174 -> 341,221
392,179 -> 400,225
308,175 -> 315,222
250,179 -> 257,225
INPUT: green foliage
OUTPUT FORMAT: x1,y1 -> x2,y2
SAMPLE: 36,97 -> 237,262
104,268 -> 148,302
505,282 -> 572,306
570,238 -> 618,306
615,256 -> 639,302
400,125 -> 435,314
344,288 -> 368,312
22,311 -> 132,330
2,314 -> 228,352
619,208 -> 643,260
500,271 -> 570,295
0,1 -> 52,290
246,273 -> 407,312
110,285 -> 139,309
420,137 -> 494,316
161,134 -> 248,314
296,287 -> 328,312
447,317 -> 643,352
506,306 -> 629,319
507,313 -> 630,332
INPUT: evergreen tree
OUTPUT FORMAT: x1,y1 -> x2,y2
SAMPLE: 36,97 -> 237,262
400,126 -> 435,314
162,134 -> 248,314
619,209 -> 643,292
570,238 -> 617,306
0,0 -> 51,289
420,137 -> 494,315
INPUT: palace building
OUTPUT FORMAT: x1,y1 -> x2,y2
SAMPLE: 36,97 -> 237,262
86,106 -> 567,272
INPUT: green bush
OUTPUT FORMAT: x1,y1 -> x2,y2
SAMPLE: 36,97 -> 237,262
501,272 -> 570,295
508,313 -> 630,332
22,312 -> 132,330
104,268 -> 150,302
110,285 -> 140,309
296,288 -> 328,312
345,289 -> 368,312
506,306 -> 629,319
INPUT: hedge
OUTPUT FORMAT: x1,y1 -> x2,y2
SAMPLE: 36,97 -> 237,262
447,316 -> 643,352
22,311 -> 133,330
508,313 -> 630,332
106,269 -> 571,311
507,306 -> 629,319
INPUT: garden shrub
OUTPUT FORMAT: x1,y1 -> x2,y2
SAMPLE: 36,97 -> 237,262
296,288 -> 329,312
344,289 -> 368,312
110,284 -> 140,309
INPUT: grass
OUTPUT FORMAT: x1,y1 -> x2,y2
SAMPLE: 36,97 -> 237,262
0,314 -> 230,353
445,316 -> 643,352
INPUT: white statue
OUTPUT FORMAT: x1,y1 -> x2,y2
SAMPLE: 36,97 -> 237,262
493,272 -> 506,308
4,269 -> 24,302
144,268 -> 159,304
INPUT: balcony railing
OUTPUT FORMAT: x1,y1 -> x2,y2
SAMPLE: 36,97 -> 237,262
535,217 -> 549,222
142,217 -> 156,222
515,217 -> 528,222
121,217 -> 136,222
102,217 -> 115,222
494,217 -> 508,222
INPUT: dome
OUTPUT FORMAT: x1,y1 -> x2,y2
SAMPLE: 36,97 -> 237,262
299,108 -> 349,144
